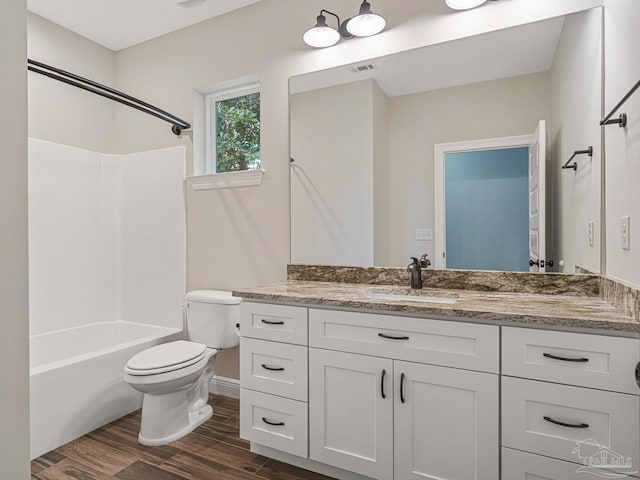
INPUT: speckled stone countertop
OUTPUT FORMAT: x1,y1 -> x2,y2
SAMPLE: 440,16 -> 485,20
233,280 -> 640,334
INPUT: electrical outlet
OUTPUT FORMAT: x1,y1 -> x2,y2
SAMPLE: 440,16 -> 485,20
415,228 -> 433,241
588,221 -> 594,247
621,216 -> 631,250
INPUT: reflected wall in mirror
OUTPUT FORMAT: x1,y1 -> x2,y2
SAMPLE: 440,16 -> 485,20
290,8 -> 602,274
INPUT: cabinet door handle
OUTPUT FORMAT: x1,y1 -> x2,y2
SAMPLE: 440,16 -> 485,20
262,417 -> 285,426
543,416 -> 589,429
261,364 -> 285,371
378,333 -> 410,341
400,372 -> 406,404
261,319 -> 285,325
543,352 -> 589,363
381,369 -> 387,399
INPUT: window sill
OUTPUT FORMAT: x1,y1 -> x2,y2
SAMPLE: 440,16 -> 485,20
187,169 -> 265,191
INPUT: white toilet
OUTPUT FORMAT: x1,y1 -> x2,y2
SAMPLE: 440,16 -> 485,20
123,290 -> 240,446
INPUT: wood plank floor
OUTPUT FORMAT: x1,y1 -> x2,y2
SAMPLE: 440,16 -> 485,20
31,394 -> 335,480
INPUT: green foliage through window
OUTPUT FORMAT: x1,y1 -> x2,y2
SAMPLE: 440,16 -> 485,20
215,92 -> 260,172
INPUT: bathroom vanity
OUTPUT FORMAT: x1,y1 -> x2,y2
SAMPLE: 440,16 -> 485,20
234,268 -> 640,480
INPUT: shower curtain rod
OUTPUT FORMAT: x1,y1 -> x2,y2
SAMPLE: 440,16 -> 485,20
27,59 -> 191,136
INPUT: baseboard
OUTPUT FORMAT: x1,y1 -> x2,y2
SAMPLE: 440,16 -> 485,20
209,375 -> 240,399
251,443 -> 373,480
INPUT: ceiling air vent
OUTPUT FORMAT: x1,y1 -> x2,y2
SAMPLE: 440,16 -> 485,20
177,0 -> 207,9
350,64 -> 377,74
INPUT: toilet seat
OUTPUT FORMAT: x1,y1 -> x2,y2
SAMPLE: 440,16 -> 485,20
125,340 -> 208,376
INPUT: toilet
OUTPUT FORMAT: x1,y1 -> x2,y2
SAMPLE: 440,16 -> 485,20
123,290 -> 240,446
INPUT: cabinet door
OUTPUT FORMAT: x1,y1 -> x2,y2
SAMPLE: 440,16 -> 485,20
309,348 -> 393,480
394,361 -> 499,480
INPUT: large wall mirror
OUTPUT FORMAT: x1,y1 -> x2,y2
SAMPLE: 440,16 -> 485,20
290,8 -> 603,274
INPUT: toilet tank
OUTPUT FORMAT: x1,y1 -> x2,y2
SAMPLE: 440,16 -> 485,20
185,290 -> 241,349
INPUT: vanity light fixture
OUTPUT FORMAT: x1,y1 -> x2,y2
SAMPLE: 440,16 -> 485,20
303,1 -> 386,48
445,0 -> 489,10
303,10 -> 344,48
346,1 -> 386,37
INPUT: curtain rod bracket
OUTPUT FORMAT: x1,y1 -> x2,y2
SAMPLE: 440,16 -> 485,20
601,77 -> 640,127
562,146 -> 593,172
600,113 -> 627,128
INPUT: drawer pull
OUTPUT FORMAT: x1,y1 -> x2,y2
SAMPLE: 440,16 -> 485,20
262,417 -> 285,427
543,416 -> 589,429
379,333 -> 410,341
261,364 -> 285,372
381,369 -> 387,399
400,372 -> 406,404
543,353 -> 589,363
261,319 -> 285,325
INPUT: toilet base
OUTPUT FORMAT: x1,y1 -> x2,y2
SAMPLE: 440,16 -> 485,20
138,402 -> 213,446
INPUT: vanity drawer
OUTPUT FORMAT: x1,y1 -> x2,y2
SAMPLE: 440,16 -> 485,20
309,309 -> 499,373
240,389 -> 308,458
502,326 -> 640,394
502,376 -> 639,470
240,302 -> 308,345
502,447 -> 635,479
240,338 -> 308,401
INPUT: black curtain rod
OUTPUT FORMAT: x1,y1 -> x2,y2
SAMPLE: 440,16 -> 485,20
601,77 -> 640,128
27,59 -> 191,136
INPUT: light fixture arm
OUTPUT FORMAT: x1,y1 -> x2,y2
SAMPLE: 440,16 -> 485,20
319,9 -> 354,39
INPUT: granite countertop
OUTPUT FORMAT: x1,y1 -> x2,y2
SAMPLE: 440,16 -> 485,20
233,280 -> 640,334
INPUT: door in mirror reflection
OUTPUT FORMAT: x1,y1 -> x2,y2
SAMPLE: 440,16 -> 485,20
435,121 -> 547,273
444,146 -> 530,272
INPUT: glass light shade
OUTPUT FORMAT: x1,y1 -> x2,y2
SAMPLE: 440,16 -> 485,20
346,12 -> 386,37
445,0 -> 488,10
303,14 -> 340,48
303,26 -> 340,47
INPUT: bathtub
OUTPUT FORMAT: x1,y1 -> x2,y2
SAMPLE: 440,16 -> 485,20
30,321 -> 182,459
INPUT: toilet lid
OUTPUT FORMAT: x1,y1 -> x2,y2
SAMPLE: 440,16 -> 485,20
126,340 -> 207,372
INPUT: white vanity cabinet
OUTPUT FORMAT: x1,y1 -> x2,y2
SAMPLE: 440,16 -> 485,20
309,349 -> 394,480
239,301 -> 640,480
239,302 -> 310,458
307,308 -> 500,480
501,326 -> 640,479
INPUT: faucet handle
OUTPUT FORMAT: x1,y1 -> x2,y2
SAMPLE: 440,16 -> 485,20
419,253 -> 431,268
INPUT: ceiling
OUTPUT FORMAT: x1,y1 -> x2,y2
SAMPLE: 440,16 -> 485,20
290,16 -> 565,97
28,0 -> 263,51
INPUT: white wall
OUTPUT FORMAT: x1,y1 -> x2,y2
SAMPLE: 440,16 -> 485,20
28,13 -> 116,153
372,81 -> 390,266
0,0 -> 30,476
28,140 -> 186,335
387,72 -> 551,266
291,80 -> 375,266
603,0 -> 640,287
550,8 -> 602,274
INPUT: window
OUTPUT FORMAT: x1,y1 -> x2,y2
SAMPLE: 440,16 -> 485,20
206,85 -> 260,174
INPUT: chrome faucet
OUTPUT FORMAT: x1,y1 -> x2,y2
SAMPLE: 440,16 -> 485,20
407,257 -> 422,289
419,253 -> 431,268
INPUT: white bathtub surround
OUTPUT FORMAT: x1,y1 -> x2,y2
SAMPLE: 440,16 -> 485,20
28,139 -> 187,335
28,139 -> 187,458
30,322 -> 182,459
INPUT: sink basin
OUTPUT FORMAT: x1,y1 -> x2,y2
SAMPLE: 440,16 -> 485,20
366,293 -> 458,305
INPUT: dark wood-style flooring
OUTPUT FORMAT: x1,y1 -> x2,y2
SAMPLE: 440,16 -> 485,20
31,394 -> 335,480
